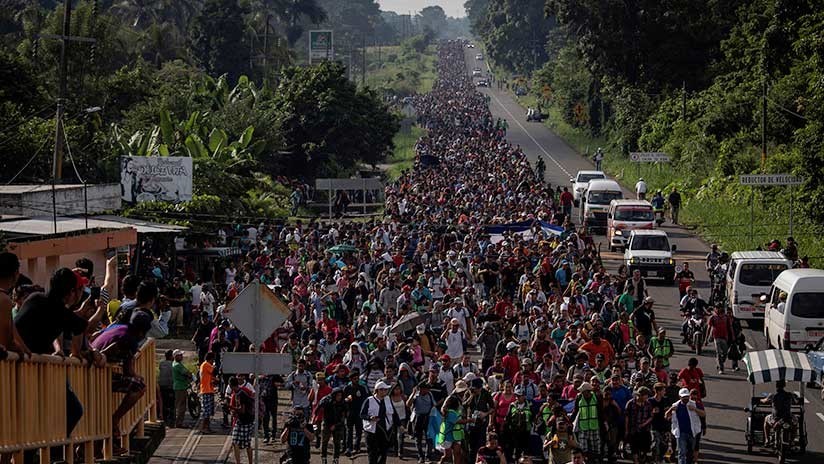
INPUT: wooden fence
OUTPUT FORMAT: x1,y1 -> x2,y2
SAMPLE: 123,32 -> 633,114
0,339 -> 157,464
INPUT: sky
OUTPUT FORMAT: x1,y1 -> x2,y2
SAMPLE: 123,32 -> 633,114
378,0 -> 466,18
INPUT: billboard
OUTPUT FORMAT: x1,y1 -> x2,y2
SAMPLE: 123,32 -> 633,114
120,156 -> 193,203
309,30 -> 333,65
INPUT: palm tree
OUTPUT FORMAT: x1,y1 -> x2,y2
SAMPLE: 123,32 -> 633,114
269,0 -> 326,46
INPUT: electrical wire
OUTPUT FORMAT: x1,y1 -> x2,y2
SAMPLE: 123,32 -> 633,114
766,97 -> 808,121
3,136 -> 52,185
62,116 -> 86,183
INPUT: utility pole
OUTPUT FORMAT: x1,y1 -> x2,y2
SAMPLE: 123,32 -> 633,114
362,34 -> 366,86
761,76 -> 767,169
262,13 -> 270,78
41,0 -> 95,232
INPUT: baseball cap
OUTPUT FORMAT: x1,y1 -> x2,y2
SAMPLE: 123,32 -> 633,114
679,388 -> 691,397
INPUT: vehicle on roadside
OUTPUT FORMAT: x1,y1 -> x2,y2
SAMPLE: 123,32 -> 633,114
607,199 -> 654,252
472,68 -> 482,77
581,178 -> 622,233
623,229 -> 677,282
476,79 -> 489,87
726,251 -> 793,325
476,53 -> 484,61
764,268 -> 824,351
466,43 -> 475,48
569,170 -> 606,206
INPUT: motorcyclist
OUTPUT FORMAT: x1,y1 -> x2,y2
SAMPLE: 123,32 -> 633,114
635,177 -> 647,200
650,191 -> 665,209
761,380 -> 797,446
680,287 -> 708,343
705,245 -> 721,272
674,262 -> 695,299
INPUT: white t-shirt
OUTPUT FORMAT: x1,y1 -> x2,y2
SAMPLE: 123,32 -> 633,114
225,268 -> 237,286
636,181 -> 648,194
445,329 -> 465,359
190,284 -> 203,306
247,226 -> 257,241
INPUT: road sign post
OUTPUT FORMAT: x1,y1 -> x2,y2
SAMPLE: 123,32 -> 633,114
629,152 -> 671,180
739,174 -> 804,245
222,281 -> 291,464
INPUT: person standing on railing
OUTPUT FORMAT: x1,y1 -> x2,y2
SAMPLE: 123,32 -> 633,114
172,349 -> 193,428
91,311 -> 151,452
0,252 -> 30,358
14,268 -> 101,436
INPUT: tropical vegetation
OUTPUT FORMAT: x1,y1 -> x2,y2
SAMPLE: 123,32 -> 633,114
466,0 -> 824,256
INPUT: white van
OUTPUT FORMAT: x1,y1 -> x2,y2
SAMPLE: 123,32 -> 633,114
726,251 -> 792,322
764,268 -> 824,351
570,170 -> 606,205
581,179 -> 623,233
607,199 -> 654,252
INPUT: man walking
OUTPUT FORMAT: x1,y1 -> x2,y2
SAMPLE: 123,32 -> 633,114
361,381 -> 395,464
666,388 -> 705,464
667,188 -> 682,224
706,306 -> 734,374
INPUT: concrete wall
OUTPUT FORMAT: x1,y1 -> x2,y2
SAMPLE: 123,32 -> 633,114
0,184 -> 121,216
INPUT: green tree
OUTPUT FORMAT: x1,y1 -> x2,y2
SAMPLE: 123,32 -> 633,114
418,6 -> 447,38
190,0 -> 248,81
268,60 -> 398,178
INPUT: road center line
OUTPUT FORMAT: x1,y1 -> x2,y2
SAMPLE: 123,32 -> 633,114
745,341 -> 754,350
816,412 -> 824,423
486,89 -> 573,178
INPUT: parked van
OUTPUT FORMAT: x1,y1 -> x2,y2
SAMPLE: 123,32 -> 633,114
726,251 -> 793,323
764,268 -> 824,351
581,179 -> 623,233
607,199 -> 654,252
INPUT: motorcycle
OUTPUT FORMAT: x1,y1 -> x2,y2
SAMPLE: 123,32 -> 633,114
653,206 -> 666,226
708,267 -> 727,307
774,419 -> 796,464
684,311 -> 706,355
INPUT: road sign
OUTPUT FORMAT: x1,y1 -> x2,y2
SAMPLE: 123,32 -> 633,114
309,30 -> 333,65
629,152 -> 671,162
222,281 -> 289,346
739,174 -> 804,186
221,352 -> 292,375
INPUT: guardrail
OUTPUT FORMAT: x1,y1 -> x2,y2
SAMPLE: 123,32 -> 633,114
0,338 -> 158,463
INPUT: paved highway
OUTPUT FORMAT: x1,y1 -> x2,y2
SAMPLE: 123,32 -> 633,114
465,47 -> 824,464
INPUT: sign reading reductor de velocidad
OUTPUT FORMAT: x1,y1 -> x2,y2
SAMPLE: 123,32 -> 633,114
629,152 -> 671,162
739,174 -> 805,186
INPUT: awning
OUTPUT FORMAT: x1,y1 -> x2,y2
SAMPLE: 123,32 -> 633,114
176,247 -> 242,257
0,215 -> 186,236
744,349 -> 818,384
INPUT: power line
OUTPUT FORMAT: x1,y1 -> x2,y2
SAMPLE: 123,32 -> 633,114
766,97 -> 808,121
3,136 -> 52,185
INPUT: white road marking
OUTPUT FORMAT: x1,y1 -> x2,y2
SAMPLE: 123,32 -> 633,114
745,341 -> 754,350
793,391 -> 810,403
486,90 -> 573,178
816,412 -> 824,423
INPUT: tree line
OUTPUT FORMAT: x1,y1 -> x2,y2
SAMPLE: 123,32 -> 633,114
466,0 -> 824,226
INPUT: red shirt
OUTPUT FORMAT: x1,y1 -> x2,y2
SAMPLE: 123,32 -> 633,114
560,191 -> 574,206
502,353 -> 521,380
579,340 -> 616,366
708,314 -> 730,340
678,367 -> 704,393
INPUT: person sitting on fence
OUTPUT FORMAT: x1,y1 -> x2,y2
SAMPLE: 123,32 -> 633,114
91,311 -> 151,449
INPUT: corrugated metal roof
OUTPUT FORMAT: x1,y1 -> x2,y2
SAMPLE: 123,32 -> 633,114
0,215 -> 186,236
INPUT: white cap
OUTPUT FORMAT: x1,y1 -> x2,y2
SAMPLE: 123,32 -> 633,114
375,381 -> 392,391
679,388 -> 691,397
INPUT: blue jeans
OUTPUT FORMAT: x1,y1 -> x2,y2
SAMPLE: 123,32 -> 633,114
677,432 -> 695,464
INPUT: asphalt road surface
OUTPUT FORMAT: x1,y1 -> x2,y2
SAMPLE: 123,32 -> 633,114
466,47 -> 824,464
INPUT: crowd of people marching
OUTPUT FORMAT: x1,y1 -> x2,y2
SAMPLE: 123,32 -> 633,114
0,40 -> 740,464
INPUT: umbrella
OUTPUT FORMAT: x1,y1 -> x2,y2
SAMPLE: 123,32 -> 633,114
326,244 -> 359,254
390,312 -> 427,334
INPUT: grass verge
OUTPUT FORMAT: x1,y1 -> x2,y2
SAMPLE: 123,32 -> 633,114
509,89 -> 824,261
385,125 -> 425,180
366,45 -> 436,94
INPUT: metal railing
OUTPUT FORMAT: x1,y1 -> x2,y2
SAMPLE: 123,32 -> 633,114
0,338 -> 157,463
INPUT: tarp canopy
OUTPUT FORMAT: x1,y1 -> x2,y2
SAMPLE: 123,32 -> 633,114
744,349 -> 818,384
